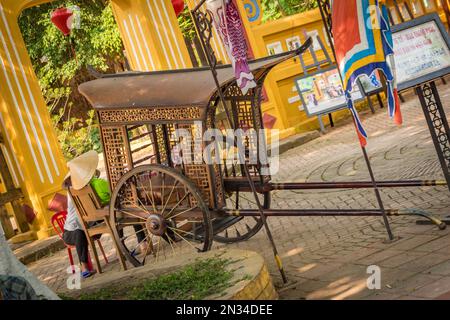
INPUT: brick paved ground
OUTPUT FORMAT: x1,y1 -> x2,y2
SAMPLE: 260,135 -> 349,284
26,82 -> 450,299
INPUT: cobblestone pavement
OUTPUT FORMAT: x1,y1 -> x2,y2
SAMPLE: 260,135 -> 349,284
27,82 -> 450,299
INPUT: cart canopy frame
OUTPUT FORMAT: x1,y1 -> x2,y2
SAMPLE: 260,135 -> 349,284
79,51 -> 297,117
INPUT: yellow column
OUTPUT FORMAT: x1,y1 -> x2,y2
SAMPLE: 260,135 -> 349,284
0,0 -> 68,240
111,0 -> 193,71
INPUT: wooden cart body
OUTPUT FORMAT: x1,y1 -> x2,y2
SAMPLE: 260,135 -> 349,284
79,53 -> 293,211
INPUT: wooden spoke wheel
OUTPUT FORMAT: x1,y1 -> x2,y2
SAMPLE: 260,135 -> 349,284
213,191 -> 270,244
110,165 -> 213,267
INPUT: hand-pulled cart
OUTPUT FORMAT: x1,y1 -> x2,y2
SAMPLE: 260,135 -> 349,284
79,42 -> 446,270
78,2 -> 448,276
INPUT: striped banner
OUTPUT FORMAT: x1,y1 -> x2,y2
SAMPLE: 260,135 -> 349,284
332,0 -> 402,146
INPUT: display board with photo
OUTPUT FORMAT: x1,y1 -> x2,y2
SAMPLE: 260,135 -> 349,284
295,67 -> 364,117
392,13 -> 450,90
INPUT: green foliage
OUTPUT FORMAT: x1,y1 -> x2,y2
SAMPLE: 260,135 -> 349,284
261,0 -> 318,22
178,6 -> 196,40
19,0 -> 124,160
76,258 -> 236,300
52,109 -> 101,158
20,0 -> 123,91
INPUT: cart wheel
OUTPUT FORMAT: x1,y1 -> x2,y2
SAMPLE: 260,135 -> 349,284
213,191 -> 270,244
110,165 -> 213,267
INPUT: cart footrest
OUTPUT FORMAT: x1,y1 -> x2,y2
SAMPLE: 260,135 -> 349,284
184,217 -> 244,241
212,217 -> 244,234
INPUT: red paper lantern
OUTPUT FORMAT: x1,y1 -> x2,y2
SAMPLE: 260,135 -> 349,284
171,0 -> 185,17
51,7 -> 74,36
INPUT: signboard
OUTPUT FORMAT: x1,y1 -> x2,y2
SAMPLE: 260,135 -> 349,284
392,13 -> 450,91
295,67 -> 364,117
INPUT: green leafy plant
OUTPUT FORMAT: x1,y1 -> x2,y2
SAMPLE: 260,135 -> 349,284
19,0 -> 124,160
52,109 -> 101,158
178,6 -> 196,40
76,258 -> 236,300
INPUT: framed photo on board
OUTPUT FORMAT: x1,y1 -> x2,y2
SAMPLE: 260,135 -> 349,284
358,71 -> 383,95
286,36 -> 301,51
295,66 -> 364,117
267,42 -> 283,55
392,13 -> 450,91
305,30 -> 321,51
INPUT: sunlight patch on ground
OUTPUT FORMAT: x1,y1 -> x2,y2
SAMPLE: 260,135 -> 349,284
332,279 -> 368,300
297,263 -> 316,273
306,277 -> 367,300
282,247 -> 304,258
371,129 -> 389,137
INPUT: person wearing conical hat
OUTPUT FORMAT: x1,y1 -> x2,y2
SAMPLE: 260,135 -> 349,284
62,150 -> 104,279
63,151 -> 149,278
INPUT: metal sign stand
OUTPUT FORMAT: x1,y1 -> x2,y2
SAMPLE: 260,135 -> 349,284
415,81 -> 450,225
415,81 -> 450,190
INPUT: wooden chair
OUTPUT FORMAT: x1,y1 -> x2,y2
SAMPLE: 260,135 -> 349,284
68,185 -> 127,273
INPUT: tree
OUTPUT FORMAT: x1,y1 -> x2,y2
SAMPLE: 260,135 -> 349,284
0,224 -> 59,300
19,0 -> 125,160
261,0 -> 318,22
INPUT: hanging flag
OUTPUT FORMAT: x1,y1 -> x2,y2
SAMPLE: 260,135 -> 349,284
206,0 -> 257,95
331,0 -> 402,146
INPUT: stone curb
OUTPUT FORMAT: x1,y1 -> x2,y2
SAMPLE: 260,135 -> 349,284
278,131 -> 321,155
13,236 -> 66,265
62,249 -> 278,300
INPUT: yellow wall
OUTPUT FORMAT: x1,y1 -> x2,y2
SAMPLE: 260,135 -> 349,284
250,9 -> 336,135
111,0 -> 193,71
186,0 -> 231,64
0,158 -> 15,231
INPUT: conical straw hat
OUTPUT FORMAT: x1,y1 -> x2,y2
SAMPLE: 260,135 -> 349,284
67,150 -> 99,190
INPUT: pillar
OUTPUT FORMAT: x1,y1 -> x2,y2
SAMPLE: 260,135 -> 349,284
0,0 -> 69,239
111,0 -> 194,71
